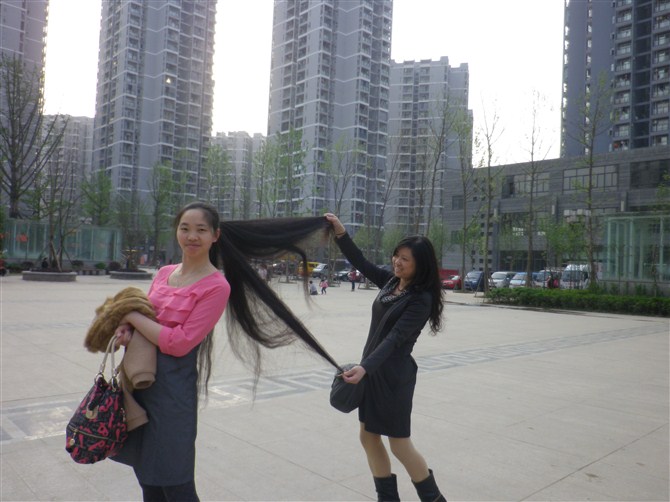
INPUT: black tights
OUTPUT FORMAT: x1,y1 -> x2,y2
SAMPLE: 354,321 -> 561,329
140,481 -> 199,502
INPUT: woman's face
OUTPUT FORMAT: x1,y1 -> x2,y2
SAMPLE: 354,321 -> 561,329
176,209 -> 219,259
392,246 -> 416,282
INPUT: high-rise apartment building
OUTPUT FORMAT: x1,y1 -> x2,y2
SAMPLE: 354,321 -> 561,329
387,57 -> 471,234
268,0 -> 392,229
562,0 -> 670,156
209,131 -> 265,220
92,0 -> 217,202
1,0 -> 48,217
43,115 -> 94,217
0,0 -> 47,67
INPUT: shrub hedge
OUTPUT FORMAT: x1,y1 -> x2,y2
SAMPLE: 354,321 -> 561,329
486,288 -> 670,317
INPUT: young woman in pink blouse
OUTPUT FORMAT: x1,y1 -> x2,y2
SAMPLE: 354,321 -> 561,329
112,202 -> 339,502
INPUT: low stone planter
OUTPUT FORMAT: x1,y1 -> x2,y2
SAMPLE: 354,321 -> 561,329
110,270 -> 153,280
76,269 -> 104,276
22,271 -> 77,282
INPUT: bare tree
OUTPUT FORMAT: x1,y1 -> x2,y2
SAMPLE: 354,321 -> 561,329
0,55 -> 66,218
322,137 -> 360,216
36,144 -> 80,270
568,71 -> 614,288
453,108 -> 477,286
376,134 -> 410,259
417,94 -> 462,236
477,105 -> 504,291
520,91 -> 554,282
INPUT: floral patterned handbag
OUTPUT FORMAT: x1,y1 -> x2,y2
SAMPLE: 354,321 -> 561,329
65,336 -> 128,464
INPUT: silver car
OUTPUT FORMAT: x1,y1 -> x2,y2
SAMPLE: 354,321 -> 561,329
490,271 -> 517,288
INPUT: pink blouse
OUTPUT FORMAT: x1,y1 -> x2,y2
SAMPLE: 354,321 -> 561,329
148,264 -> 230,357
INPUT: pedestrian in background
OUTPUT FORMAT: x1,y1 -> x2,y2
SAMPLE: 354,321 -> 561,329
348,267 -> 358,291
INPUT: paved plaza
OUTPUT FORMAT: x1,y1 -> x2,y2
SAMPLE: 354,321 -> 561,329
1,273 -> 668,501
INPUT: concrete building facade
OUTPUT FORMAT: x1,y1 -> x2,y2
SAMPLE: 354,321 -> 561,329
267,0 -> 392,230
44,115 -> 94,216
443,146 -> 670,292
0,0 -> 47,67
387,57 -> 471,234
91,0 -> 217,203
209,131 -> 265,221
562,0 -> 670,156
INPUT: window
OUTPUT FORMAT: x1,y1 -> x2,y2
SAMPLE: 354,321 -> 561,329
630,160 -> 670,188
563,165 -> 618,192
509,173 -> 550,197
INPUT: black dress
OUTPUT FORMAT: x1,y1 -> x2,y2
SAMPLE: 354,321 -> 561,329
336,235 -> 432,438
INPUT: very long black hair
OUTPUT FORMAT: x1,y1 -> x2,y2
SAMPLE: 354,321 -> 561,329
176,202 -> 340,392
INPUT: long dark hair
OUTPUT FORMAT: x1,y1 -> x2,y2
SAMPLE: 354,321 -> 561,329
393,235 -> 444,333
174,202 -> 340,393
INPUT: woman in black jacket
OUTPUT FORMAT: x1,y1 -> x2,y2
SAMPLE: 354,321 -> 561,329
325,213 -> 447,502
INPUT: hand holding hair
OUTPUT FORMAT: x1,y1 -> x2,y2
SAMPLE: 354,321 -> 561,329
324,213 -> 347,238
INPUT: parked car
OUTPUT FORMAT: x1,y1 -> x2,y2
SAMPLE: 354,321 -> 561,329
560,264 -> 590,289
463,270 -> 483,291
334,269 -> 350,281
490,271 -> 517,288
311,263 -> 329,278
442,275 -> 461,290
298,261 -> 321,277
534,269 -> 561,288
509,272 -> 531,288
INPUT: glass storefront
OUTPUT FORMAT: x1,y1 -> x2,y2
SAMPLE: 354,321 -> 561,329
1,219 -> 121,264
604,213 -> 670,288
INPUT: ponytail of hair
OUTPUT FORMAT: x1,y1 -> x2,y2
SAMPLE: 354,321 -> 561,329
216,216 -> 342,382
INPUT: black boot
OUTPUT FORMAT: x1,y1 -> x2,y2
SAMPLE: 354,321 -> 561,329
373,473 -> 400,502
412,469 -> 446,502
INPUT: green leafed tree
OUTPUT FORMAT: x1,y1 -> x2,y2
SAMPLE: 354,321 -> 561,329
148,162 -> 175,266
252,137 -> 281,218
539,216 -> 587,268
201,144 -> 233,217
81,170 -> 113,226
113,191 -> 147,270
275,127 -> 306,217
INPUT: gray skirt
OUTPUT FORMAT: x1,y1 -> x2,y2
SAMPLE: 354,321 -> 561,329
111,347 -> 199,486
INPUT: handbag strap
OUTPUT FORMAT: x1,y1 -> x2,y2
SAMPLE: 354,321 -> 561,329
96,335 -> 121,390
362,293 -> 412,359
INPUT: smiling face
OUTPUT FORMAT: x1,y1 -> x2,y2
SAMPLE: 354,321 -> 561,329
176,208 -> 220,260
392,246 -> 416,283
